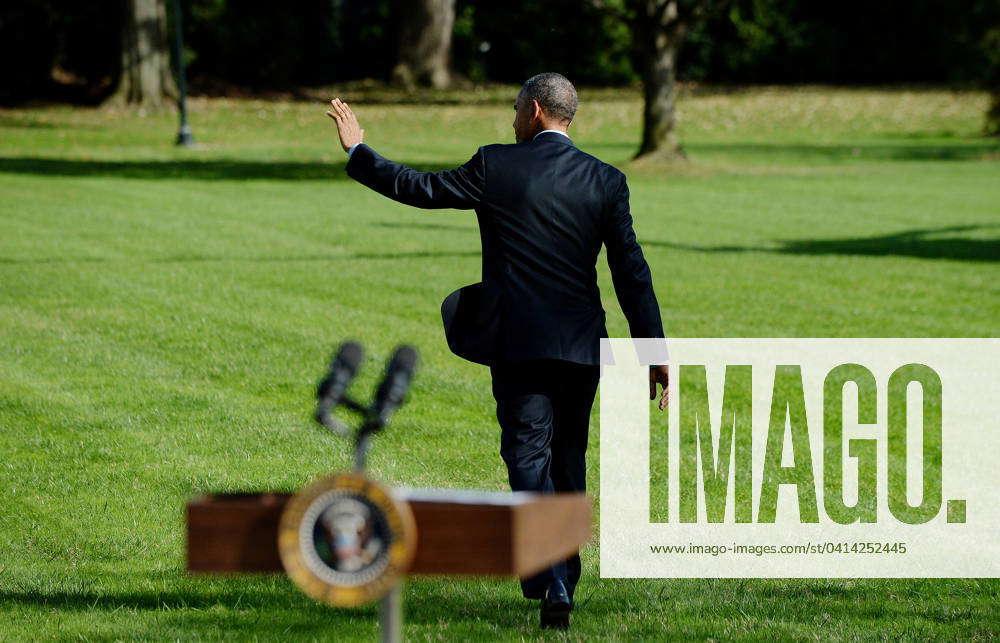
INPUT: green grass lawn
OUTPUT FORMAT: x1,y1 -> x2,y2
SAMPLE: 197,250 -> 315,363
1,85 -> 998,640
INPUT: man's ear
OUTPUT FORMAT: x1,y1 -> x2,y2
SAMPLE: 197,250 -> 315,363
531,99 -> 543,121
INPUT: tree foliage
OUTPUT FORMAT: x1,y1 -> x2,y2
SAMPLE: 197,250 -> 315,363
681,0 -> 1000,84
1,0 -> 997,105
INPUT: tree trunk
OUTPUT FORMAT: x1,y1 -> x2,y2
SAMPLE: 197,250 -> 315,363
108,0 -> 176,108
636,37 -> 684,159
391,0 -> 455,89
988,94 -> 1000,136
631,0 -> 688,160
984,27 -> 1000,136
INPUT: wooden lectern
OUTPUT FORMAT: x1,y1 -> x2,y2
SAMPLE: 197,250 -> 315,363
187,489 -> 591,577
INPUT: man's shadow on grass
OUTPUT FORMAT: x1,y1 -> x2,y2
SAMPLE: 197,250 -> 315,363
645,224 -> 1000,262
0,157 -> 456,181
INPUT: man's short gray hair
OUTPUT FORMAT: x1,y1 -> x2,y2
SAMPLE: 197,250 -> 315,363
519,72 -> 578,123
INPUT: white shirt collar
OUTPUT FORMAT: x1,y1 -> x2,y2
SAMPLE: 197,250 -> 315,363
533,129 -> 571,140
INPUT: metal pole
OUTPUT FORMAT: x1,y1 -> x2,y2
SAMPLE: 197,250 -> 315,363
379,583 -> 403,643
171,0 -> 194,146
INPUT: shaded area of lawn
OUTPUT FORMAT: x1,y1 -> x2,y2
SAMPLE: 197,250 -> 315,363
645,224 -> 1000,262
0,156 -> 462,181
1,140 -> 998,182
0,250 -> 481,265
687,141 -> 1000,162
1,575 -> 996,639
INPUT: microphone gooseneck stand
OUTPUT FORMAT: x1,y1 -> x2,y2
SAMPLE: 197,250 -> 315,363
313,341 -> 418,643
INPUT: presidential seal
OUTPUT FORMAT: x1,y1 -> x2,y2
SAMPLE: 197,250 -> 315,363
278,472 -> 417,607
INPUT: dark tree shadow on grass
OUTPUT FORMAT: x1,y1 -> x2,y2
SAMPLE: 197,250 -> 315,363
0,115 -> 60,129
579,578 -> 995,636
644,224 -> 1000,262
0,157 -> 457,181
0,251 -> 481,265
0,585 -> 315,612
0,581 -> 376,637
3,576 -> 992,636
0,575 -> 533,632
369,221 -> 478,233
685,141 -> 1000,162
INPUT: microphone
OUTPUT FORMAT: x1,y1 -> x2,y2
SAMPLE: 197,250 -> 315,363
315,341 -> 364,433
370,345 -> 418,427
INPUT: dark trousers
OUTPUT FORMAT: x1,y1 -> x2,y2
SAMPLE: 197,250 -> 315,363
490,359 -> 601,601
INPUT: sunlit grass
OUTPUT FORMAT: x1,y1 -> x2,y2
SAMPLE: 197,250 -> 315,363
0,85 -> 997,640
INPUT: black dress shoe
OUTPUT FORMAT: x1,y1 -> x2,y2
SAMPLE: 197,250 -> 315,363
540,579 -> 572,630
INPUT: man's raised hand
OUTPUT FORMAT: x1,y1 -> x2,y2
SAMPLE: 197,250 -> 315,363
650,364 -> 669,411
327,98 -> 364,153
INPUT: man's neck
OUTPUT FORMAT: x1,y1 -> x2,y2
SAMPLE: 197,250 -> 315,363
533,128 -> 570,140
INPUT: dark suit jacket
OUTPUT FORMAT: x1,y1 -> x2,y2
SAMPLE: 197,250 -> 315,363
346,131 -> 664,366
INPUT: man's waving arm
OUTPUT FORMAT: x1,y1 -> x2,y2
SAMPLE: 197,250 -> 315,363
327,98 -> 484,210
602,171 -> 669,410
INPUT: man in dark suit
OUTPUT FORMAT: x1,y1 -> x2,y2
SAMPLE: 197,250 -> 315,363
328,72 -> 669,628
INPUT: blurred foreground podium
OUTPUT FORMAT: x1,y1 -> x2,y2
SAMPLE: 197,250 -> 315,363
186,341 -> 593,638
187,488 -> 591,576
186,484 -> 591,640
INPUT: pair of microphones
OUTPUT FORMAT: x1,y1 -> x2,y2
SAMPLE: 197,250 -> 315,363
314,341 -> 418,469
